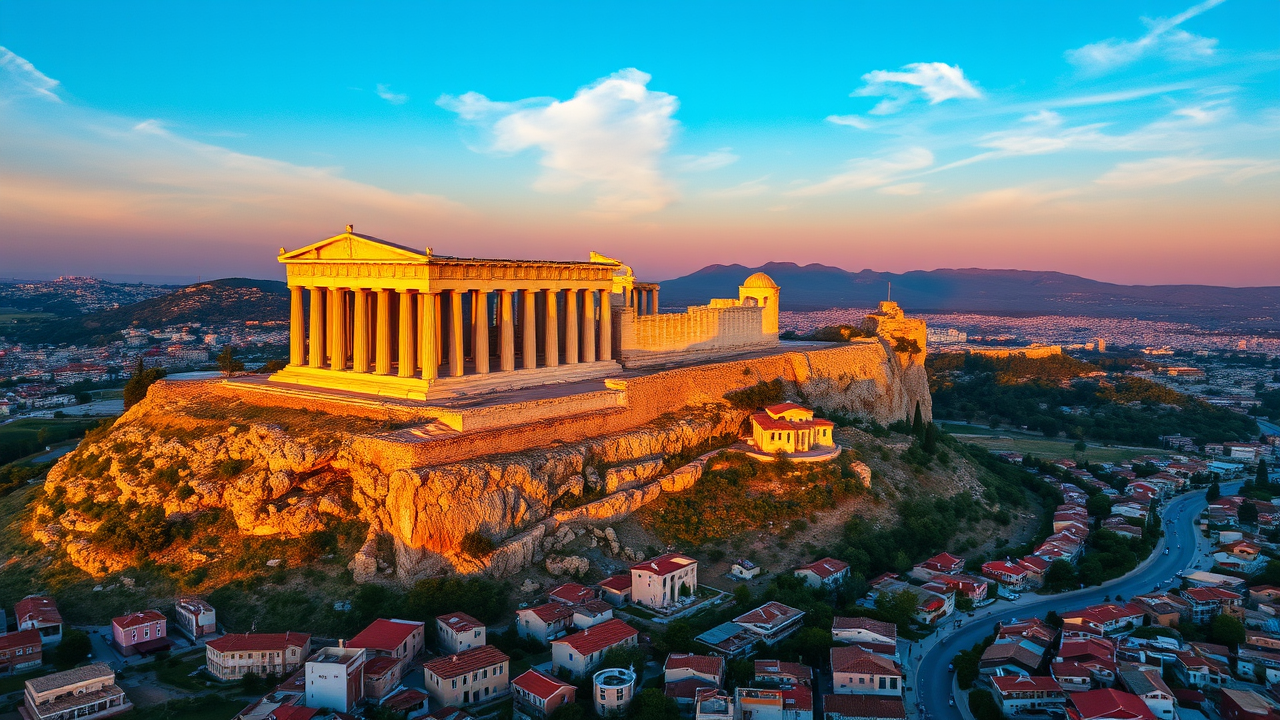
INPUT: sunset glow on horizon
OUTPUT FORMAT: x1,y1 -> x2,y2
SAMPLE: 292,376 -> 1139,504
1,2 -> 1277,287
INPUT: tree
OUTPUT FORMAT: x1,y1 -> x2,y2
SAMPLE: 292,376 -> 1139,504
1086,493 -> 1113,518
217,345 -> 245,376
459,532 -> 495,558
1240,501 -> 1259,526
911,403 -> 925,439
1209,613 -> 1246,649
1207,482 -> 1221,501
955,594 -> 975,613
241,671 -> 263,694
549,703 -> 589,720
123,358 -> 166,409
628,688 -> 681,720
1260,459 -> 1271,487
54,629 -> 91,669
1044,561 -> 1078,593
969,689 -> 1003,720
876,589 -> 919,630
922,423 -> 940,454
1074,439 -> 1087,452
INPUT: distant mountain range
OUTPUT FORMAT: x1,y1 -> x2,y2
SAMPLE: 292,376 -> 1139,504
3,278 -> 287,345
658,263 -> 1280,330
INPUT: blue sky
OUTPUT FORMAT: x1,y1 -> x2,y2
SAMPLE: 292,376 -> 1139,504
1,1 -> 1277,285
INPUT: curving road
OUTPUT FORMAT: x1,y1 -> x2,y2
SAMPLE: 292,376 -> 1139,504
910,481 -> 1238,719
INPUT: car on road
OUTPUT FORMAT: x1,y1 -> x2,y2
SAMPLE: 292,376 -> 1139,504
1164,548 -> 1169,554
948,663 -> 954,672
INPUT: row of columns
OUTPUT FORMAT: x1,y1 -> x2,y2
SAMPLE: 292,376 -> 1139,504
288,286 -> 615,380
625,286 -> 659,315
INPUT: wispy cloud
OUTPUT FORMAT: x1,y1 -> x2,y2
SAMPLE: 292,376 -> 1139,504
878,182 -> 924,196
787,147 -> 934,196
949,186 -> 1080,213
376,83 -> 408,105
674,148 -> 738,172
705,176 -> 770,199
854,62 -> 981,115
0,46 -> 62,102
439,68 -> 678,217
1096,155 -> 1280,188
1066,0 -> 1227,73
826,114 -> 873,130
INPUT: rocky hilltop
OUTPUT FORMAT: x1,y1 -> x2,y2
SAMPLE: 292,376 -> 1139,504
35,329 -> 928,582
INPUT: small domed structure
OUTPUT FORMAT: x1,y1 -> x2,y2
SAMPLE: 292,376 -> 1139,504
741,272 -> 779,288
593,667 -> 636,716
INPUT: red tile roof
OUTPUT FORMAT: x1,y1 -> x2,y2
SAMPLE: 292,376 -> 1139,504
207,632 -> 311,653
271,706 -> 319,720
1052,661 -> 1093,680
923,552 -> 966,571
633,552 -> 697,577
666,678 -> 718,700
0,629 -> 41,653
525,602 -> 575,624
734,601 -> 804,630
549,583 -> 596,605
363,655 -> 402,678
438,612 -> 484,633
552,619 -> 638,656
349,618 -> 423,653
754,659 -> 813,681
1069,689 -> 1156,720
823,695 -> 906,720
831,646 -> 902,675
383,689 -> 429,713
992,675 -> 1063,694
599,574 -> 632,592
513,669 -> 575,700
832,616 -> 897,641
797,557 -> 848,579
665,653 -> 725,677
1183,587 -> 1242,603
765,403 -> 809,415
113,610 -> 165,630
781,687 -> 813,711
424,645 -> 509,680
982,560 -> 1027,577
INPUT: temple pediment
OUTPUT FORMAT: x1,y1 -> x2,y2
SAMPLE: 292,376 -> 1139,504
279,231 -> 428,263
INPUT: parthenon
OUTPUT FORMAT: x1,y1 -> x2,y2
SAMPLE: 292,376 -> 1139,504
268,226 -> 779,399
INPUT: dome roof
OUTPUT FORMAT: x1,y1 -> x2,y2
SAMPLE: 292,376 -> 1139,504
741,272 -> 779,288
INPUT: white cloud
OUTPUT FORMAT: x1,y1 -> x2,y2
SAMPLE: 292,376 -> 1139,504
854,63 -> 981,115
1066,0 -> 1227,73
878,182 -> 924,196
787,147 -> 934,196
0,46 -> 61,102
705,176 -> 770,199
949,187 -> 1080,213
439,68 -> 678,217
376,83 -> 408,105
674,148 -> 738,172
1095,155 -> 1280,188
826,114 -> 872,130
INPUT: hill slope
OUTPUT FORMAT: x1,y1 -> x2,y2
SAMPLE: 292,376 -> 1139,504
4,278 -> 288,345
658,263 -> 1280,328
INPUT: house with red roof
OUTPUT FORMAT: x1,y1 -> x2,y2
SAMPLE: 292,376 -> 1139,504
734,602 -> 806,645
754,660 -> 813,688
795,558 -> 849,589
1219,688 -> 1280,720
1067,689 -> 1156,720
981,560 -> 1029,590
1052,661 -> 1094,693
205,631 -> 311,681
14,595 -> 62,646
1170,649 -> 1229,689
930,574 -> 989,604
831,646 -> 903,696
919,552 -> 965,575
1117,666 -> 1176,720
831,618 -> 897,660
822,694 -> 906,720
1060,604 -> 1146,636
992,675 -> 1067,716
631,553 -> 698,610
0,630 -> 42,676
548,583 -> 596,606
1182,587 -> 1243,623
598,574 -> 632,607
550,619 -> 639,678
512,669 -> 576,720
749,403 -> 835,455
111,610 -> 170,656
438,612 -> 486,655
364,654 -> 406,702
423,645 -> 511,707
174,596 -> 216,641
664,653 -> 726,687
517,602 -> 575,645
1058,638 -> 1118,687
735,686 -> 814,720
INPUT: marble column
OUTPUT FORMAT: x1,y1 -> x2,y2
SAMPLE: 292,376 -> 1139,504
473,291 -> 490,374
398,291 -> 416,378
420,292 -> 437,381
543,289 -> 559,367
522,289 -> 537,370
449,290 -> 464,377
563,288 -> 579,365
308,287 -> 325,368
433,293 -> 443,366
329,288 -> 346,370
375,289 -> 392,375
599,292 -> 613,362
650,288 -> 659,315
499,290 -> 515,372
581,289 -> 596,363
289,286 -> 305,366
352,289 -> 369,372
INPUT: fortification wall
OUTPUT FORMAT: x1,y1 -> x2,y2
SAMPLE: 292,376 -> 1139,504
614,304 -> 775,367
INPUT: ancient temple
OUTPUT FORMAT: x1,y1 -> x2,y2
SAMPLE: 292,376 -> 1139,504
269,226 -> 779,399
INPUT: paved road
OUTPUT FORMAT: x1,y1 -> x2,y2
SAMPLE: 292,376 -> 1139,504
911,481 -> 1237,720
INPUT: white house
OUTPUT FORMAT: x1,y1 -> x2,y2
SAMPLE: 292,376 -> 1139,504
631,553 -> 698,610
795,558 -> 849,589
550,619 -> 639,679
990,676 -> 1067,716
423,645 -> 511,708
831,646 -> 903,696
438,612 -> 487,654
305,645 -> 368,712
831,618 -> 898,659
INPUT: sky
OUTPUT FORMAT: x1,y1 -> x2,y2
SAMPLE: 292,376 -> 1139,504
1,1 -> 1278,286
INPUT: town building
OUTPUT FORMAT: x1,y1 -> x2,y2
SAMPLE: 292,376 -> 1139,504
731,560 -> 762,581
1067,689 -> 1156,720
918,552 -> 965,575
348,618 -> 426,663
1117,667 -> 1176,720
593,667 -> 637,717
0,629 -> 42,676
831,646 -> 903,696
437,612 -> 487,655
990,675 -> 1067,716
664,653 -> 726,689
513,669 -> 576,720
205,632 -> 312,682
517,603 -> 575,645
735,686 -> 814,720
733,602 -> 806,646
15,596 -> 62,646
174,596 -> 217,640
1220,689 -> 1280,720
23,662 -> 131,720
424,645 -> 510,708
821,695 -> 906,720
305,645 -> 368,712
754,660 -> 813,688
749,403 -> 835,455
598,575 -> 632,607
363,655 -> 406,703
110,610 -> 171,656
550,619 -> 639,678
631,553 -> 698,610
1181,588 -> 1243,623
794,558 -> 849,589
830,618 -> 897,659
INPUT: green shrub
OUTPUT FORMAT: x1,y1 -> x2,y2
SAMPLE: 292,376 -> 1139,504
460,532 -> 495,558
725,380 -> 785,410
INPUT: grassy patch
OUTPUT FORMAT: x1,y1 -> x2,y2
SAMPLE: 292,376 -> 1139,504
952,434 -> 1169,464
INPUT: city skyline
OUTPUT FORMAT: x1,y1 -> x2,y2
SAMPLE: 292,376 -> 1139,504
1,1 -> 1278,286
